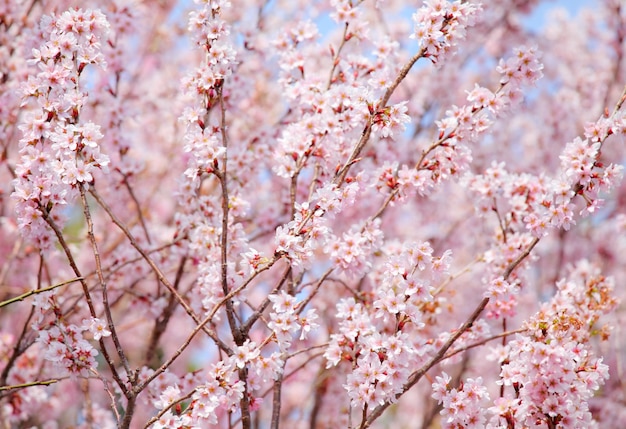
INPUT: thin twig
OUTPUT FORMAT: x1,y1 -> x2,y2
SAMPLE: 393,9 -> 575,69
240,266 -> 291,335
0,379 -> 59,392
142,389 -> 196,429
0,276 -> 83,308
121,175 -> 152,245
443,328 -> 527,360
327,22 -> 350,90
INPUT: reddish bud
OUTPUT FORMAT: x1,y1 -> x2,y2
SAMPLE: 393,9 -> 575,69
398,319 -> 406,330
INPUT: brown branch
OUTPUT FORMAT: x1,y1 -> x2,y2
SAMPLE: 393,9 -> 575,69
80,185 -> 132,377
42,208 -> 128,397
296,268 -> 333,315
216,80 -> 251,429
270,360 -> 286,429
143,255 -> 188,367
0,306 -> 35,394
121,175 -> 152,245
214,83 -> 242,346
240,266 -> 291,336
334,47 -> 427,186
88,187 -> 229,353
502,237 -> 539,281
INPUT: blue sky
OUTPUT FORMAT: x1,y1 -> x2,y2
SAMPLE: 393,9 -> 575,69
524,0 -> 596,28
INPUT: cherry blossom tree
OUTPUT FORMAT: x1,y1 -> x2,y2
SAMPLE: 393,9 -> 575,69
1,0 -> 625,428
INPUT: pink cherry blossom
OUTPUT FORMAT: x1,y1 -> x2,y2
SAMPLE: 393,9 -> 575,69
1,1 -> 625,428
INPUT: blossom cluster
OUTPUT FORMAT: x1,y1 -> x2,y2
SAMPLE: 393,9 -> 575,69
146,341 -> 285,428
268,291 -> 319,350
325,296 -> 421,409
176,0 -> 241,317
411,0 -> 482,64
397,45 -> 544,202
325,241 -> 455,409
487,260 -> 616,428
31,292 -> 106,378
432,374 -> 490,428
465,114 -> 623,243
272,181 -> 361,270
12,8 -> 111,248
147,361 -> 245,428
